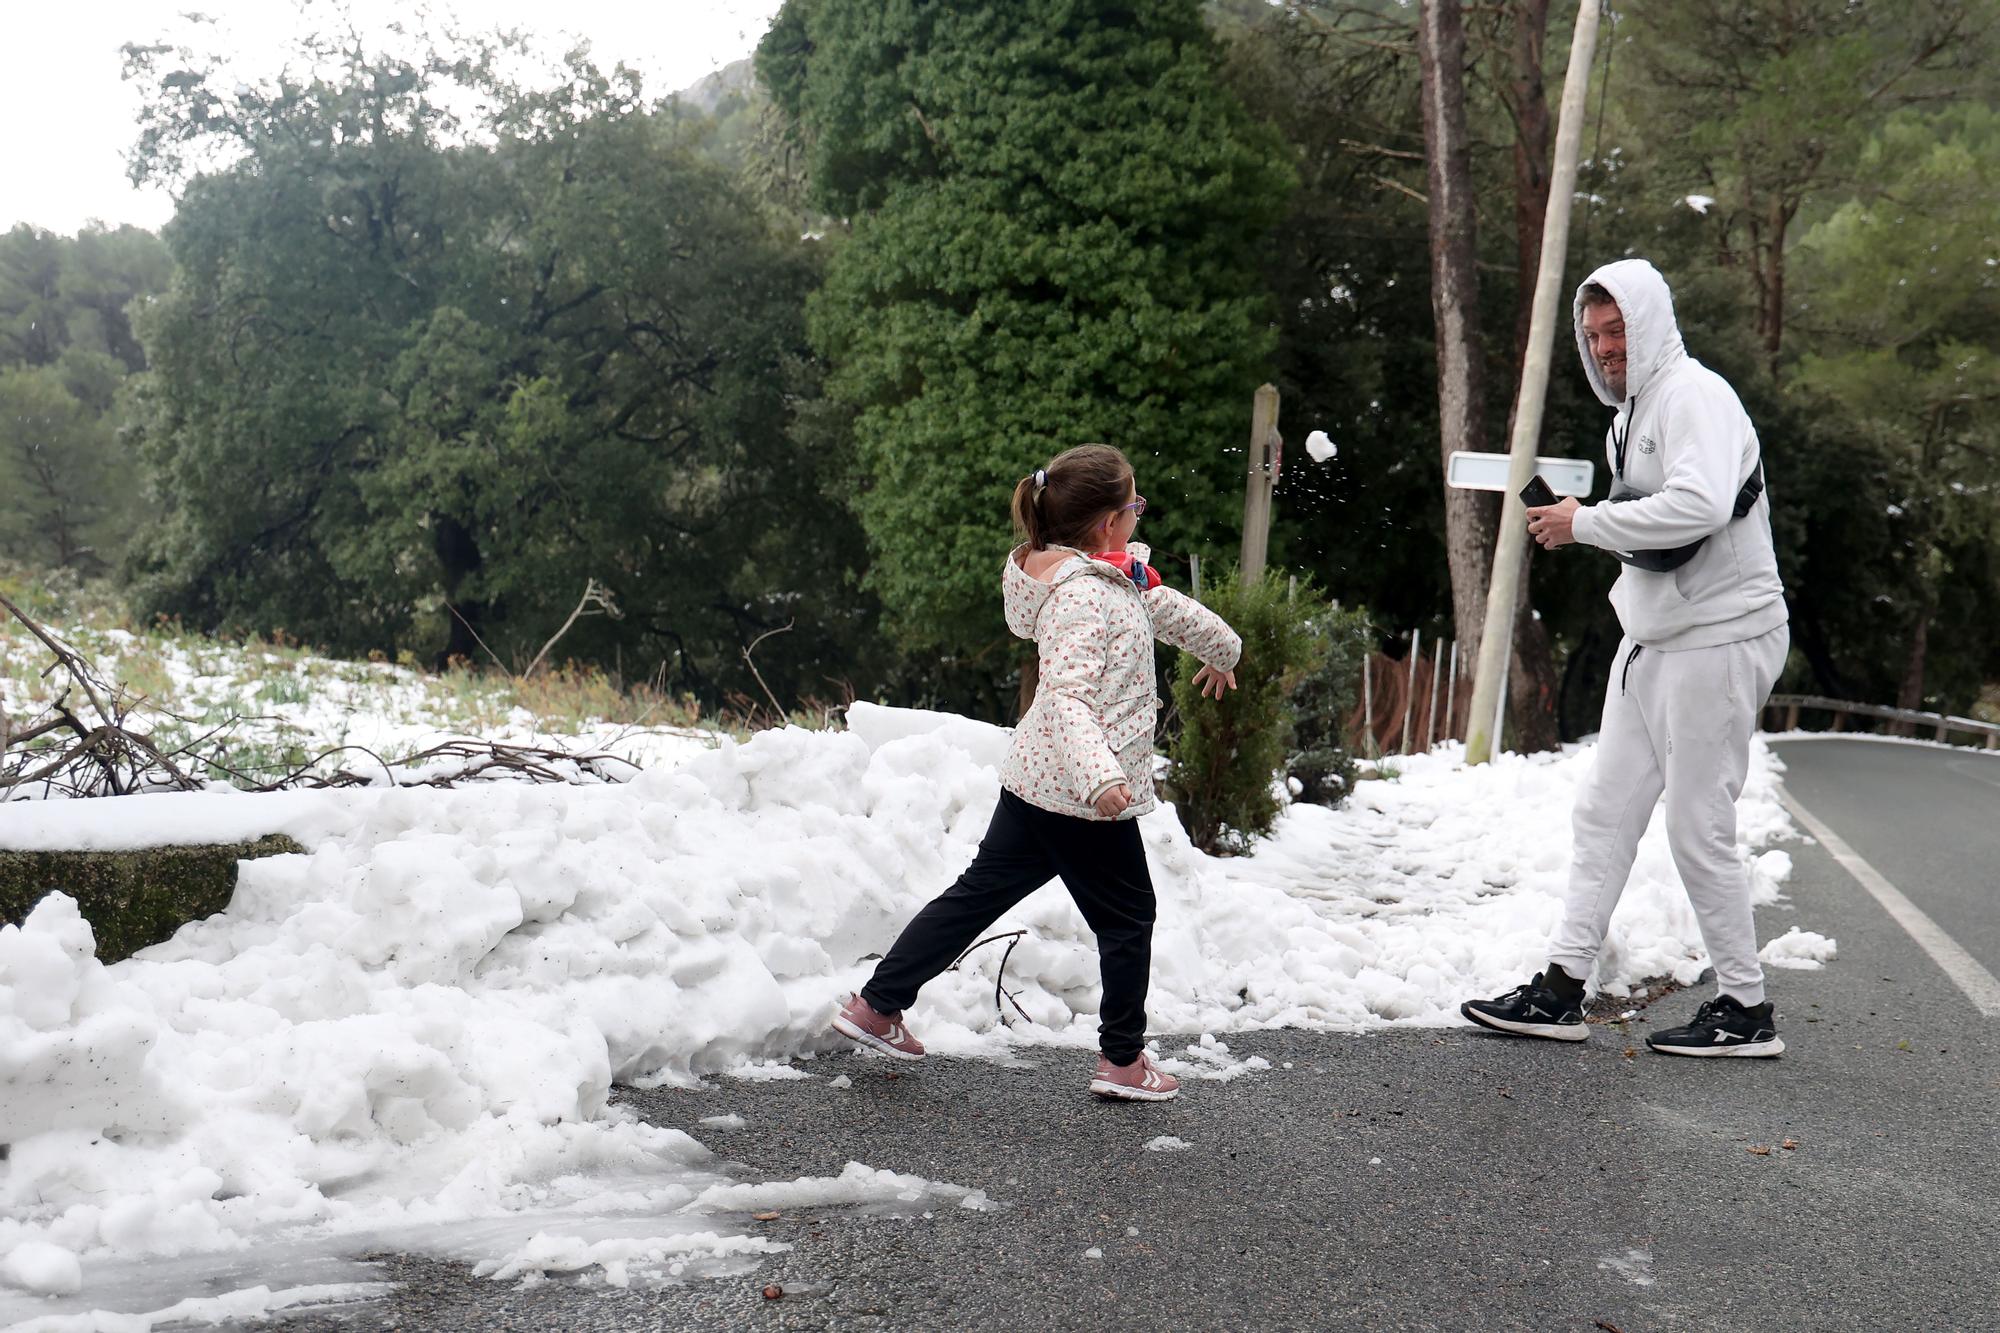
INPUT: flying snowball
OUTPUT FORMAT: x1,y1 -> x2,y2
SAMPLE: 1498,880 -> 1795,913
1305,430 -> 1337,463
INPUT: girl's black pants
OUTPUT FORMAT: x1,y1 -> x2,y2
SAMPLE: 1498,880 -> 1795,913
861,789 -> 1157,1064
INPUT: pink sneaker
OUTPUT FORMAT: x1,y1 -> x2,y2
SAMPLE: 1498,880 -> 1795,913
830,993 -> 926,1061
1089,1052 -> 1179,1102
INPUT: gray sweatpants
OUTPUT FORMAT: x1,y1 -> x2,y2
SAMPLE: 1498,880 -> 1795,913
1549,624 -> 1789,1006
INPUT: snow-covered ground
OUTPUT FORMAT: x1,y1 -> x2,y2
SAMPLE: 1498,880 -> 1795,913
1,700 -> 1832,1328
1,605 -> 714,792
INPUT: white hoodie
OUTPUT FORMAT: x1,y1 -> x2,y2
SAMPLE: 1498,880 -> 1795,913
1567,259 -> 1788,651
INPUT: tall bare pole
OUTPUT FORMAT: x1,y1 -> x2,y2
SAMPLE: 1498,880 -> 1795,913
1464,0 -> 1602,765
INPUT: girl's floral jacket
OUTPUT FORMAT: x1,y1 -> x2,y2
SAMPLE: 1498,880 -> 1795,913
998,542 -> 1242,821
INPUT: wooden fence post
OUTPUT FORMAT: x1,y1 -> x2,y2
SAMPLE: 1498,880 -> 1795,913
1362,655 -> 1375,758
1401,629 -> 1421,755
1423,636 -> 1444,751
1240,384 -> 1281,586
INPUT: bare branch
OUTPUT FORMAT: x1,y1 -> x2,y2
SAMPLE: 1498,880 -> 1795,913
522,579 -> 621,680
741,621 -> 795,727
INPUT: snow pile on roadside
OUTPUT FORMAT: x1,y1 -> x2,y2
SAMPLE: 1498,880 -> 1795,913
0,703 -> 1803,1314
1760,926 -> 1838,969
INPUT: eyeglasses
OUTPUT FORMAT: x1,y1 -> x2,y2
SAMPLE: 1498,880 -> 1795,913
1120,496 -> 1148,517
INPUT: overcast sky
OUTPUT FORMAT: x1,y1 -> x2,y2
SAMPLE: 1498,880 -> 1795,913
0,0 -> 788,235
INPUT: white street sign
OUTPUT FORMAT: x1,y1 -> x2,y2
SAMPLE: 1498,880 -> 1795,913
1445,450 -> 1595,497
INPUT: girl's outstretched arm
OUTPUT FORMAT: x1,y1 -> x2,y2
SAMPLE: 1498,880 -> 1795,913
1144,584 -> 1243,674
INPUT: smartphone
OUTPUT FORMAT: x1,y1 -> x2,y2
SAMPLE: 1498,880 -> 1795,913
1519,475 -> 1560,508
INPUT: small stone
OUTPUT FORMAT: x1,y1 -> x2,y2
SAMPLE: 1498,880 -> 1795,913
763,1284 -> 784,1300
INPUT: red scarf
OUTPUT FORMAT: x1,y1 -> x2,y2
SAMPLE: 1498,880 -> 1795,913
1091,550 -> 1161,591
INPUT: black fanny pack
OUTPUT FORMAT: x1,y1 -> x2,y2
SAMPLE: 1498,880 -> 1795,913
1604,466 -> 1765,572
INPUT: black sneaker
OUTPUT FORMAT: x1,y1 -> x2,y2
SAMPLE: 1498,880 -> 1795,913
1460,973 -> 1588,1042
1646,995 -> 1784,1058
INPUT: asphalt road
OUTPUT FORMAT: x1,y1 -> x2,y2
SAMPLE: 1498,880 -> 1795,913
1768,736 -> 2000,975
242,737 -> 1999,1332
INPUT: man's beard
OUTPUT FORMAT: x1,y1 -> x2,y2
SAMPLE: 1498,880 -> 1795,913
1601,366 -> 1626,399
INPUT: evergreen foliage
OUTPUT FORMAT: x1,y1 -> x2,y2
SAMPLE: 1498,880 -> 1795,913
1285,602 -> 1375,807
1164,568 -> 1327,854
759,0 -> 1295,673
0,225 -> 170,571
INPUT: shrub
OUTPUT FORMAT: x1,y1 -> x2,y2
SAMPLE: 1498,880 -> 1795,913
1285,604 -> 1375,806
1164,567 -> 1328,854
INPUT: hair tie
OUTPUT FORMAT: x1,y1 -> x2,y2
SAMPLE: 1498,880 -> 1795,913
1034,468 -> 1047,489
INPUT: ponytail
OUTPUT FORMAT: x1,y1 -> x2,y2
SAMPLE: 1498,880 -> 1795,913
1010,468 -> 1048,549
1011,444 -> 1134,550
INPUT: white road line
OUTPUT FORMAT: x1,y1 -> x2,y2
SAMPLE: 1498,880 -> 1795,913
1780,787 -> 2000,1018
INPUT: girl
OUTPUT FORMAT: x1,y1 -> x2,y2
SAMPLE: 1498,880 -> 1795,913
831,444 -> 1242,1101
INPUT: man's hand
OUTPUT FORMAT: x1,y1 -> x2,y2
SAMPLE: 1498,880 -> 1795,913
1527,496 -> 1581,550
1193,663 -> 1238,699
1094,783 -> 1134,818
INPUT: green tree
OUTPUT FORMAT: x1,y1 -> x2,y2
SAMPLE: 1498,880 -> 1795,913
759,0 -> 1294,700
0,224 -> 169,570
1791,105 -> 2000,713
125,19 -> 878,702
0,367 -> 121,569
1622,0 -> 1996,374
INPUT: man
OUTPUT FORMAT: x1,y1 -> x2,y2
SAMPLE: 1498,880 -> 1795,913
1462,258 -> 1791,1057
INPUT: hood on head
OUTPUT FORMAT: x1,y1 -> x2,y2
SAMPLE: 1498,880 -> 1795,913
1573,258 -> 1686,407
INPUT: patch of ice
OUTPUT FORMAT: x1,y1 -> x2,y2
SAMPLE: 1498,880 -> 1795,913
726,1062 -> 814,1083
1598,1247 -> 1656,1287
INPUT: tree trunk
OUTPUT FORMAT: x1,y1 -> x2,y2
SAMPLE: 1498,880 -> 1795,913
1893,601 -> 1931,736
1016,653 -> 1039,721
1508,562 -> 1563,752
1762,195 -> 1788,376
1418,0 -> 1498,669
434,514 -> 490,671
1501,0 -> 1562,753
1509,0 -> 1553,369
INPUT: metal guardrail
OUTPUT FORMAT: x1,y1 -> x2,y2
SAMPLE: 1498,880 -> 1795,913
1764,694 -> 2000,750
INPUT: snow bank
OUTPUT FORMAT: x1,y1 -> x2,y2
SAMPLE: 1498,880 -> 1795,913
0,704 -> 1803,1315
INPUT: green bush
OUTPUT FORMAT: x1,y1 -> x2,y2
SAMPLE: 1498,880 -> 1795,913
1285,603 -> 1375,806
1164,567 -> 1328,854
